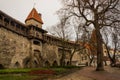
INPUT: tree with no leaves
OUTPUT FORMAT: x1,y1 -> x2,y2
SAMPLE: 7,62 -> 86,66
60,0 -> 120,71
102,26 -> 120,66
47,10 -> 90,66
47,12 -> 73,66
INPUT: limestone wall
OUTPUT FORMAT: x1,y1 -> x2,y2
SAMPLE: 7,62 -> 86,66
42,43 -> 60,66
0,27 -> 30,68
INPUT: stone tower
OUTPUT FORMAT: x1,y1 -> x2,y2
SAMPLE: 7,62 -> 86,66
25,8 -> 43,28
25,8 -> 46,68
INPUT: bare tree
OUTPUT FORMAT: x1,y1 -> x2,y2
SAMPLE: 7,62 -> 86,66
102,24 -> 120,66
111,27 -> 119,65
69,24 -> 91,65
47,10 -> 90,66
60,0 -> 120,71
47,12 -> 73,66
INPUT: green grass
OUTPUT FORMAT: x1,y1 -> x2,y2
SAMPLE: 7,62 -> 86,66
0,66 -> 81,74
0,66 -> 82,80
0,69 -> 37,80
52,68 -> 67,74
0,68 -> 31,74
0,68 -> 67,80
0,74 -> 37,80
0,68 -> 48,74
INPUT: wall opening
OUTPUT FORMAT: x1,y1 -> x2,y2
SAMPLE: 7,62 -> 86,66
0,15 -> 3,20
45,61 -> 50,67
0,64 -> 4,69
67,61 -> 70,66
14,62 -> 20,68
33,60 -> 39,68
33,50 -> 43,67
33,40 -> 40,46
10,21 -> 15,26
23,57 -> 30,68
52,61 -> 58,66
4,18 -> 9,23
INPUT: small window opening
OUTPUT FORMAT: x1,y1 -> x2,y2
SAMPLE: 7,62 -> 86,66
33,40 -> 40,45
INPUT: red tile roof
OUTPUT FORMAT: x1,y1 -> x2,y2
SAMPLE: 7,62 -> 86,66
25,8 -> 43,24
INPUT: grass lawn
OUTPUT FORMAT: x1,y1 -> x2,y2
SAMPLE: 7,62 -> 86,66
0,66 -> 82,80
0,74 -> 37,80
0,68 -> 44,80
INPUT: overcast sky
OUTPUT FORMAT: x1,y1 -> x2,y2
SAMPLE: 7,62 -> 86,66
0,0 -> 62,29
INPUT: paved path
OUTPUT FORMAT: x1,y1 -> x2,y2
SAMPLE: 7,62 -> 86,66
51,66 -> 120,80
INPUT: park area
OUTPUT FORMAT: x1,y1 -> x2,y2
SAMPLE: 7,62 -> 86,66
0,66 -> 120,80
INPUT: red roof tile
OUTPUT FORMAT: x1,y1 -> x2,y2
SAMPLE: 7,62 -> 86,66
25,8 -> 43,24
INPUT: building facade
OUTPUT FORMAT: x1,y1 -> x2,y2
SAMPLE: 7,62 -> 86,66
0,8 -> 82,68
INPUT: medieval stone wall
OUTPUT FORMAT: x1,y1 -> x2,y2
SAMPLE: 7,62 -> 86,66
0,10 -> 84,69
42,43 -> 60,66
0,27 -> 30,68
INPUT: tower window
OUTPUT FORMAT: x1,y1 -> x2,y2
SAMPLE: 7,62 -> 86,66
0,15 -> 3,20
4,18 -> 9,23
33,40 -> 40,45
10,21 -> 16,27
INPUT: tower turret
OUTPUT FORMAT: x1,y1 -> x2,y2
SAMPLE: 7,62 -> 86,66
25,8 -> 43,28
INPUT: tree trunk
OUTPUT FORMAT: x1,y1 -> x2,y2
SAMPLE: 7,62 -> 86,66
89,55 -> 94,66
60,47 -> 65,66
105,44 -> 116,66
104,60 -> 107,66
95,29 -> 104,71
69,56 -> 72,65
69,50 -> 76,65
69,54 -> 74,65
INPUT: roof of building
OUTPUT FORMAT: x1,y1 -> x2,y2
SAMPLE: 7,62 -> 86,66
25,8 -> 43,24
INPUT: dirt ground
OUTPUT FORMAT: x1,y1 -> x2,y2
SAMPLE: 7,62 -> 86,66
50,66 -> 120,80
